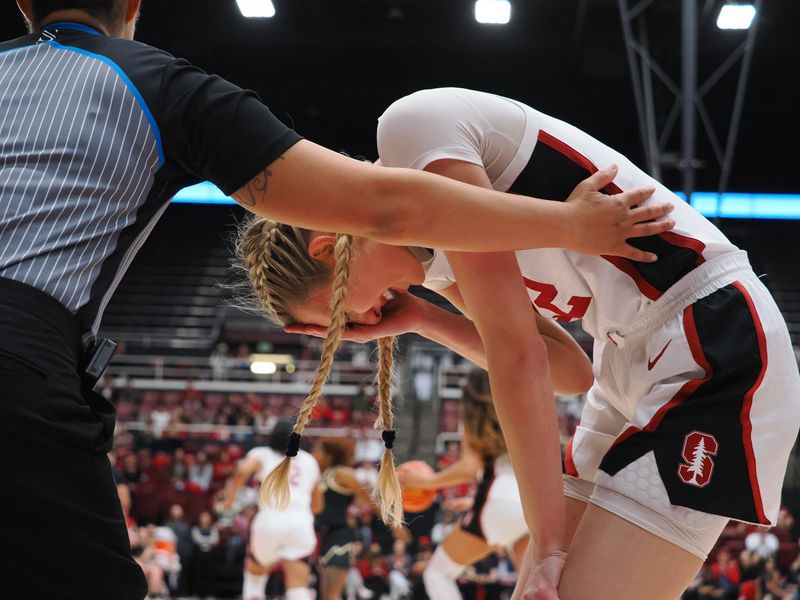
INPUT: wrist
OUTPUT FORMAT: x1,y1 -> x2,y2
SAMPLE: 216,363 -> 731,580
412,299 -> 441,336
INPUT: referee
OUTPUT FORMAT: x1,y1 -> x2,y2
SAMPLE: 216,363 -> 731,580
1,1 -> 672,598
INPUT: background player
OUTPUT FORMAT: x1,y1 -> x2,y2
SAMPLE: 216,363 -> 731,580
399,366 -> 590,600
312,437 -> 375,600
222,419 -> 322,600
239,87 -> 800,599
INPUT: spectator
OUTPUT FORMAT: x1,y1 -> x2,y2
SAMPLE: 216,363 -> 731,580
359,542 -> 390,598
189,451 -> 213,492
709,546 -> 741,598
745,528 -> 780,560
165,504 -> 193,594
167,447 -> 189,489
210,342 -> 232,380
388,539 -> 413,599
761,557 -> 796,599
150,401 -> 172,438
191,511 -> 220,596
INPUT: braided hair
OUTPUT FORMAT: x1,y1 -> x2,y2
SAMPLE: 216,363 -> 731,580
234,216 -> 403,526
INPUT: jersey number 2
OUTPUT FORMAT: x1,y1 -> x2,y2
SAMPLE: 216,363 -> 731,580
523,278 -> 591,322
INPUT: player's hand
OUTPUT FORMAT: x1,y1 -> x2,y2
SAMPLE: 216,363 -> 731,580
519,551 -> 567,600
396,463 -> 433,490
284,290 -> 430,342
564,165 -> 675,263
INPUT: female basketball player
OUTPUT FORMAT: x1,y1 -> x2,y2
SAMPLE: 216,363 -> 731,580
221,420 -> 323,600
399,367 -> 590,600
313,437 -> 373,600
237,88 -> 800,599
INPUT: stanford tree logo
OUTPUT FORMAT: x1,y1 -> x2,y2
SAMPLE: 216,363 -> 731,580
678,431 -> 719,488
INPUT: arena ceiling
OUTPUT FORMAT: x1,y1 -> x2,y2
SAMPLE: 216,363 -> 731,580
1,0 -> 798,194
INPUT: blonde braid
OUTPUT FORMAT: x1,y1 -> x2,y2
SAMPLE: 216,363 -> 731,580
245,220 -> 282,323
260,233 -> 354,509
372,336 -> 403,528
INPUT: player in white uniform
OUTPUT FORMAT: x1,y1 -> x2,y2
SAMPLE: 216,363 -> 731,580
222,420 -> 322,600
235,88 -> 800,599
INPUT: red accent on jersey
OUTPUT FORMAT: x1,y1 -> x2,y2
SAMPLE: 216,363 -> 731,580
564,437 -> 578,477
599,255 -> 662,301
647,339 -> 673,371
535,129 -> 707,299
522,278 -> 592,322
660,231 -> 707,266
678,431 -> 719,488
732,281 -> 769,525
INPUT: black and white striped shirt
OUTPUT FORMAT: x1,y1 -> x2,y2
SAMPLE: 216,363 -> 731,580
0,22 -> 300,334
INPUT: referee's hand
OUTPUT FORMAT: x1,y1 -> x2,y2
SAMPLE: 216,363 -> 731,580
564,165 -> 675,263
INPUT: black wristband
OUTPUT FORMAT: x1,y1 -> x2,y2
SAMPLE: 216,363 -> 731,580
285,432 -> 301,457
382,430 -> 396,450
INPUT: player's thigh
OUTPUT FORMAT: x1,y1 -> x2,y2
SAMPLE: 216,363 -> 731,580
559,503 -> 703,600
565,496 -> 588,550
281,559 -> 311,588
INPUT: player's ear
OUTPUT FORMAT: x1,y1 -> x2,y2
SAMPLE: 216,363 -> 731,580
307,234 -> 337,266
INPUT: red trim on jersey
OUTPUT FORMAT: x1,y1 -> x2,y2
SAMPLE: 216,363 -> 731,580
535,129 -> 707,297
537,130 -> 597,174
564,437 -> 578,477
644,304 -> 713,431
600,255 -> 662,301
604,425 -> 642,455
732,281 -> 769,525
660,231 -> 707,266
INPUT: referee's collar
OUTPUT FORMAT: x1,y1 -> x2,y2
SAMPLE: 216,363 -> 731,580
43,21 -> 104,36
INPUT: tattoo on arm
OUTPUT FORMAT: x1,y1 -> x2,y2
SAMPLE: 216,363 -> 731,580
234,156 -> 284,208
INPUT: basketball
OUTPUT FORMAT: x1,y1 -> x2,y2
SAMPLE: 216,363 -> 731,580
399,460 -> 437,513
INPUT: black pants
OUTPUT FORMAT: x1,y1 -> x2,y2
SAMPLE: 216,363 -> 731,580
0,277 -> 147,600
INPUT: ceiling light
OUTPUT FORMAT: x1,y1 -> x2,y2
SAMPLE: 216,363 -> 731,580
237,0 -> 275,18
716,4 -> 756,30
475,0 -> 511,25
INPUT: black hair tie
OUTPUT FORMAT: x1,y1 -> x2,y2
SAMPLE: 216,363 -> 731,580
285,432 -> 302,457
382,430 -> 396,450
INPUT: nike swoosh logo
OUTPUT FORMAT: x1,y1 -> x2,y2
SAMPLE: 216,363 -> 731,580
647,340 -> 672,371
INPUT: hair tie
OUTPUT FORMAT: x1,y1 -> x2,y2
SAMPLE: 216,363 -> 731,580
382,430 -> 396,450
285,432 -> 302,457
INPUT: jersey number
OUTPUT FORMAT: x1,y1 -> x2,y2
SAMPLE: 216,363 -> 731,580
523,278 -> 591,322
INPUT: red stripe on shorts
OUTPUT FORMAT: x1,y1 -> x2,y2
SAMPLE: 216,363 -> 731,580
732,281 -> 769,525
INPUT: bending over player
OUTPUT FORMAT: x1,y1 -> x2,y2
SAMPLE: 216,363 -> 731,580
238,88 -> 800,599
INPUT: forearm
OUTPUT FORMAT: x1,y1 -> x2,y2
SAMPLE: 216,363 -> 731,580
371,168 -> 573,251
417,302 -> 590,394
416,303 -> 487,368
237,141 -> 572,252
418,458 -> 480,490
485,339 -> 565,556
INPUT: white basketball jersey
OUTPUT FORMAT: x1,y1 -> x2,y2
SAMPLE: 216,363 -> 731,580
377,88 -> 741,341
246,447 -> 320,510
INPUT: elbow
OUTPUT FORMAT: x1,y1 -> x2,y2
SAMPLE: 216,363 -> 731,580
555,367 -> 594,396
487,338 -> 550,380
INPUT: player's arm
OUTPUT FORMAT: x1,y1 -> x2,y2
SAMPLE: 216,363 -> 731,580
221,455 -> 261,509
398,443 -> 483,491
232,140 -> 673,261
430,161 -> 565,566
311,478 -> 324,515
334,466 -> 373,505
